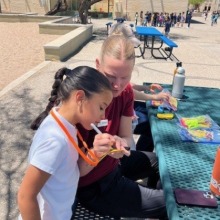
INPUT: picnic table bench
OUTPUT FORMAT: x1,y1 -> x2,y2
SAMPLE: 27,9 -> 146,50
153,35 -> 178,59
71,201 -> 120,219
71,200 -> 146,219
135,26 -> 178,60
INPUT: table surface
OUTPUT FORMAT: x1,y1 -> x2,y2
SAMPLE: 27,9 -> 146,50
146,85 -> 220,220
135,26 -> 163,36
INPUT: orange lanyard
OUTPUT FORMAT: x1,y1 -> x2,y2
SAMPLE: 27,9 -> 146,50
50,110 -> 99,167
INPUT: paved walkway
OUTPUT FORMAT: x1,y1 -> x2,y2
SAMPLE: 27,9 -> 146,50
0,16 -> 220,220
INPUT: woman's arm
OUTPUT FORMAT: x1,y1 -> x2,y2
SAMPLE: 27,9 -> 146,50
118,115 -> 133,148
17,165 -> 51,220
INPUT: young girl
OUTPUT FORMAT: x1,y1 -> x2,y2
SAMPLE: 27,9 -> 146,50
17,66 -> 114,220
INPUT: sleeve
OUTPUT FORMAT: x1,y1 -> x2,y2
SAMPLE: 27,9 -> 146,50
29,137 -> 66,175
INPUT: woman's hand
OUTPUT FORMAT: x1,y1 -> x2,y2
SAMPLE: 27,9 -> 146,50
108,135 -> 131,158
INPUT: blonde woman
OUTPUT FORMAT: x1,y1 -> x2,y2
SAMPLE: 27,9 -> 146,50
74,35 -> 168,219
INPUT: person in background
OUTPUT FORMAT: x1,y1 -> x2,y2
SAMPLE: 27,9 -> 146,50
180,12 -> 185,27
73,35 -> 168,220
164,17 -> 171,37
135,12 -> 138,26
186,9 -> 193,28
172,12 -> 177,27
214,12 -> 219,24
176,12 -> 181,27
204,11 -> 208,21
211,12 -> 216,26
17,66 -> 114,220
140,10 -> 143,25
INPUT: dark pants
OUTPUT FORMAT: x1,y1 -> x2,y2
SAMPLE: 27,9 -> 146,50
76,151 -> 168,219
134,101 -> 154,152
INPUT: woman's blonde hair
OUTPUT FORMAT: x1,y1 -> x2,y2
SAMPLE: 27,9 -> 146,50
100,35 -> 135,64
108,23 -> 141,47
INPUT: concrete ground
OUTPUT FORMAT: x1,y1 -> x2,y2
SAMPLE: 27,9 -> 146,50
0,16 -> 219,220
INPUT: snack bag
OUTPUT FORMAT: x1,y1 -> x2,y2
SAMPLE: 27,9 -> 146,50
177,115 -> 220,130
147,89 -> 178,111
177,114 -> 220,143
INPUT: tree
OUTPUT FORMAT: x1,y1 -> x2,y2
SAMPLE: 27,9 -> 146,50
46,0 -> 68,15
78,0 -> 103,24
188,0 -> 206,11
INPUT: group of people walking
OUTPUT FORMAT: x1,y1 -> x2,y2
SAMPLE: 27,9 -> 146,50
135,10 -> 193,28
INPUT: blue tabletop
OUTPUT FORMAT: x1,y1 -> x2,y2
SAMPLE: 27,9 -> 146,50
135,26 -> 163,36
146,85 -> 220,220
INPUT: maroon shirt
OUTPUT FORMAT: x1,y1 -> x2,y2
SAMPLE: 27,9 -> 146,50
77,84 -> 134,187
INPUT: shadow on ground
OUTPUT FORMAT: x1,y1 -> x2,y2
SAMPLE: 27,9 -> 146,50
0,88 -> 49,220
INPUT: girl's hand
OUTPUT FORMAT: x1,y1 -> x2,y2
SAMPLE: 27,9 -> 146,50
149,84 -> 163,93
93,133 -> 115,158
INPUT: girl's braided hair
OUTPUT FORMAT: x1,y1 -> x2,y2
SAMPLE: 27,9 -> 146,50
30,66 -> 111,130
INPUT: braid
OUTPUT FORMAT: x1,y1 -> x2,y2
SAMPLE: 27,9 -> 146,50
30,67 -> 67,130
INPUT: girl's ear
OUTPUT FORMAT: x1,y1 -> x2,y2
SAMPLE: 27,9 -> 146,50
75,90 -> 86,103
95,58 -> 101,70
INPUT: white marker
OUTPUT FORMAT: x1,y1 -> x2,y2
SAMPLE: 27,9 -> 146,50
91,123 -> 130,151
91,123 -> 102,134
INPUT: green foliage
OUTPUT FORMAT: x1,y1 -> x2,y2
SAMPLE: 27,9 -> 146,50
189,0 -> 205,6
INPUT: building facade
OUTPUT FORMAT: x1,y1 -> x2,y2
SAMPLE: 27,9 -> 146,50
92,0 -> 189,20
1,0 -> 219,19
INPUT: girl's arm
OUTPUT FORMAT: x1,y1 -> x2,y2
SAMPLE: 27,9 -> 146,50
133,89 -> 169,101
131,83 -> 162,93
17,165 -> 51,220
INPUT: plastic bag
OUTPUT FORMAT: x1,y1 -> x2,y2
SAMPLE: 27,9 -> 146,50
147,89 -> 178,111
160,89 -> 178,111
177,114 -> 220,143
177,114 -> 220,130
